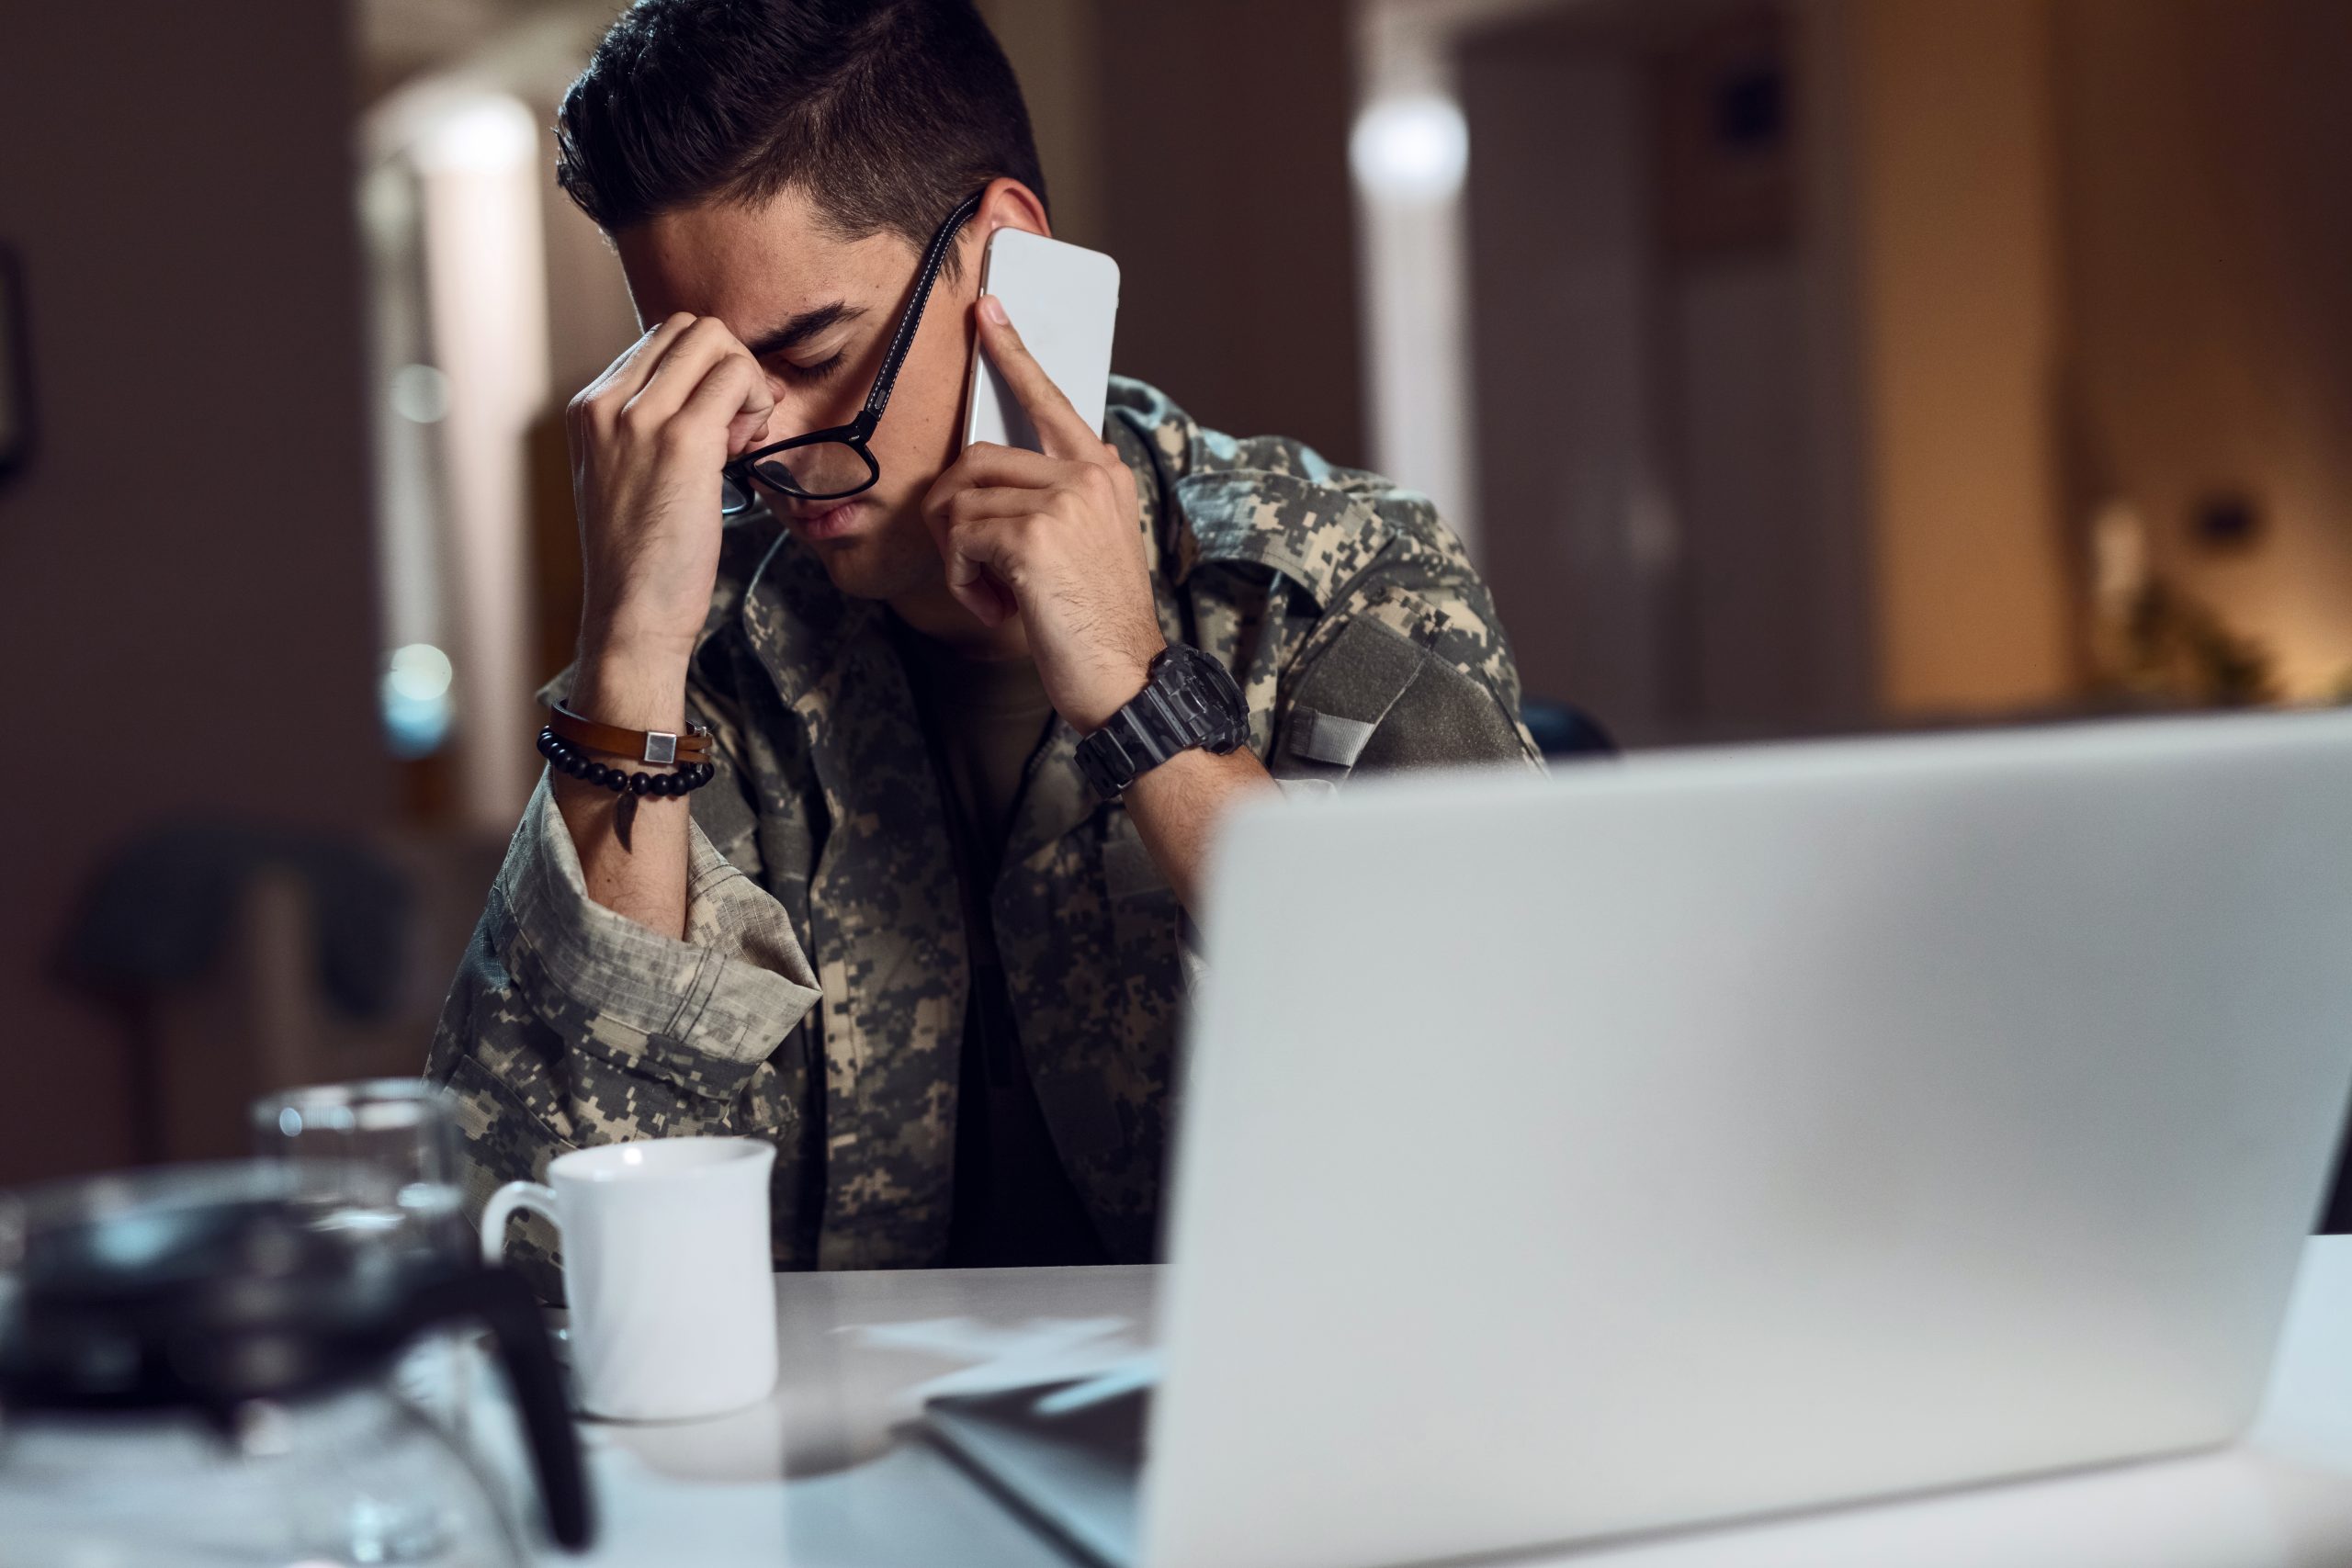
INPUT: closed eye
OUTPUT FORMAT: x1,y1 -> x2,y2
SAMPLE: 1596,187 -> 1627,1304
780,351 -> 847,386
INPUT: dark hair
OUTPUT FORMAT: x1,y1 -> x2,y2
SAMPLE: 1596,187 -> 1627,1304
555,0 -> 1046,261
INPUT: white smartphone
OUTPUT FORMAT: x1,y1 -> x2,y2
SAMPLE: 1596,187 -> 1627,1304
961,228 -> 1121,454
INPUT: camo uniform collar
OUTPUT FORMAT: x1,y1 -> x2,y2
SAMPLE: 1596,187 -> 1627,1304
728,516 -> 869,707
1106,376 -> 1385,612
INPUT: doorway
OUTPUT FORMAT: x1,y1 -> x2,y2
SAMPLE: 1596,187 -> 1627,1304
1359,0 -> 1873,746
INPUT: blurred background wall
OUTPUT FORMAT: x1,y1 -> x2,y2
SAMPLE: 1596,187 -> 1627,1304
0,3 -> 389,1183
2054,0 -> 2352,702
0,0 -> 2346,1185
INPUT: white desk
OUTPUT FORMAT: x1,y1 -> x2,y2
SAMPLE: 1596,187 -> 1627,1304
548,1237 -> 2352,1568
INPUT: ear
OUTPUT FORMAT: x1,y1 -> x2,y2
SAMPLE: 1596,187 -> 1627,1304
955,176 -> 1051,277
979,175 -> 1051,241
973,175 -> 1048,237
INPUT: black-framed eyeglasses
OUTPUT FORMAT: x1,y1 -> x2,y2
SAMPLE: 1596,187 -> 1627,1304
719,188 -> 988,517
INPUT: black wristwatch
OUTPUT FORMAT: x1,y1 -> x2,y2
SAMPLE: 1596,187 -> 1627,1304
1074,644 -> 1250,800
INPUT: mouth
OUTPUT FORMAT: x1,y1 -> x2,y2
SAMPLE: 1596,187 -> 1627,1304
786,498 -> 871,542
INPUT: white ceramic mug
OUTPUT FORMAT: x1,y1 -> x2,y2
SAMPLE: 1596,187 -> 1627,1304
481,1137 -> 778,1422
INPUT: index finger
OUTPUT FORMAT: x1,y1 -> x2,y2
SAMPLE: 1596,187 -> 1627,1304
976,295 -> 1100,461
576,312 -> 695,412
716,337 -> 778,455
624,320 -> 775,453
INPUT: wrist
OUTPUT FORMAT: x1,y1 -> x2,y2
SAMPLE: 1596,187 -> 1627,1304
1065,637 -> 1168,733
579,594 -> 703,667
1071,643 -> 1251,801
570,641 -> 692,733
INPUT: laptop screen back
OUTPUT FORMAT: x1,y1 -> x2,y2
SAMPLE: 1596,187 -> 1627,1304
1146,713 -> 2352,1568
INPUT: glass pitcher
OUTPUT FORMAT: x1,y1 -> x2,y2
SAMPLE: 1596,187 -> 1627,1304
0,1162 -> 591,1568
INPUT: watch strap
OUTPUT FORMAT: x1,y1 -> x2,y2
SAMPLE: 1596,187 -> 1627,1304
1075,646 -> 1249,799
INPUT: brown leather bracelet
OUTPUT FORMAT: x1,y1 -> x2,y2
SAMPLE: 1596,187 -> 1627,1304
547,700 -> 712,766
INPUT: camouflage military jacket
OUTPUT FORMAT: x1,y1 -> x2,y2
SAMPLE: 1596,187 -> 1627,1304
427,378 -> 1536,1288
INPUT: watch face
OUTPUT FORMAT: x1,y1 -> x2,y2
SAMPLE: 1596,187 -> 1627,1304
1171,646 -> 1249,751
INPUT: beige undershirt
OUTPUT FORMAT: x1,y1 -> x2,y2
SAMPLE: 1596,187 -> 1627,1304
896,634 -> 1056,861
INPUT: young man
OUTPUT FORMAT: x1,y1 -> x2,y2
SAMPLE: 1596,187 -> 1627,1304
429,0 -> 1537,1289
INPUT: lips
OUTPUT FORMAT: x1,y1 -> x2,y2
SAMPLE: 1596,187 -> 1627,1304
788,499 -> 868,541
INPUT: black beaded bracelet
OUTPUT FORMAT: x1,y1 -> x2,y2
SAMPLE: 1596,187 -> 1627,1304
537,727 -> 716,798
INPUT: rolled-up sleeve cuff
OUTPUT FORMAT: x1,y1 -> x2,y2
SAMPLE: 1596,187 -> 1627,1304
492,774 -> 822,1073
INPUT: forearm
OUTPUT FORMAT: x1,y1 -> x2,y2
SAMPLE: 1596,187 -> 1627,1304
552,645 -> 695,942
1121,745 -> 1276,916
429,758 -> 825,1282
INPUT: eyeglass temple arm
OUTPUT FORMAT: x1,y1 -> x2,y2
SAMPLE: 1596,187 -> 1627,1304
857,189 -> 989,430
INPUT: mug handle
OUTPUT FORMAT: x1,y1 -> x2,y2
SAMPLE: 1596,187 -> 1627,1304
481,1179 -> 561,1268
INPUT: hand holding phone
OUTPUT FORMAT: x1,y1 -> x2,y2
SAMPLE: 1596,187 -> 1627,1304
923,265 -> 1164,736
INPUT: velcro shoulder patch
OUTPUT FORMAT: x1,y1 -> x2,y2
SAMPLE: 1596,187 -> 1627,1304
1284,708 -> 1377,767
1275,616 -> 1425,779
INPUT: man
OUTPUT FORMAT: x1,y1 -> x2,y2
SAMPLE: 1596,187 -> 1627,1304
428,0 -> 1537,1291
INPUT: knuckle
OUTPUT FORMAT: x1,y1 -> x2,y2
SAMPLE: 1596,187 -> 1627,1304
578,393 -> 620,435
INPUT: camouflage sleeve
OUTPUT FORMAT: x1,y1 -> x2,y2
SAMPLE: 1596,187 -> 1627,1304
1271,483 -> 1543,781
424,770 -> 821,1281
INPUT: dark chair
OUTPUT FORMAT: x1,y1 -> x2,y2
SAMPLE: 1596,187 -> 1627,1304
55,822 -> 413,1165
1521,698 -> 1618,761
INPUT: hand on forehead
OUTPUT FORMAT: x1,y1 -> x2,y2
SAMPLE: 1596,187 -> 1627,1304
616,186 -> 930,344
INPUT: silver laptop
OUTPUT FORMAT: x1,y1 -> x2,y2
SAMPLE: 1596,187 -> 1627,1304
929,712 -> 2352,1568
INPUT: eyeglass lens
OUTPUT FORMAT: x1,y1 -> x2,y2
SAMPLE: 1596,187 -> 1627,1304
750,441 -> 876,502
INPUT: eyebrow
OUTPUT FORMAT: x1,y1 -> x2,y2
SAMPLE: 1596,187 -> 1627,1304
741,301 -> 869,360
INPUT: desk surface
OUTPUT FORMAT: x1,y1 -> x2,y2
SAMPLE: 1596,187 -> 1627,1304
549,1238 -> 2352,1568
